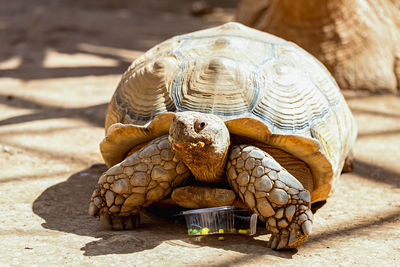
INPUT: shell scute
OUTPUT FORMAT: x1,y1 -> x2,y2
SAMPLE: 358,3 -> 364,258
101,22 -> 357,202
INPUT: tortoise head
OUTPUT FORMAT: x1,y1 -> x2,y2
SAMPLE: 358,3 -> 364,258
169,111 -> 230,183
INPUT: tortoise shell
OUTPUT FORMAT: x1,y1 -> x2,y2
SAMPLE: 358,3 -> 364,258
101,22 -> 357,203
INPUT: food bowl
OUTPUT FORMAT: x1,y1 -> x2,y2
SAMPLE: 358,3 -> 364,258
180,206 -> 257,236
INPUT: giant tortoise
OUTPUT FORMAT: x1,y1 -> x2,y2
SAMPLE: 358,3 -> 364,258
89,22 -> 357,249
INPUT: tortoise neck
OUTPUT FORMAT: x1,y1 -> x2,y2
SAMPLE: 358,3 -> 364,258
180,145 -> 229,184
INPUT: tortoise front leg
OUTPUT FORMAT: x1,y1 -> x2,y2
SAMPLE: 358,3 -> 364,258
227,145 -> 313,250
89,135 -> 191,230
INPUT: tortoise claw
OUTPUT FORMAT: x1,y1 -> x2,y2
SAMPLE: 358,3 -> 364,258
267,216 -> 312,250
99,213 -> 140,230
99,213 -> 112,230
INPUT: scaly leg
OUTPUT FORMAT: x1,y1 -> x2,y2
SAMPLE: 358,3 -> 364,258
89,135 -> 191,230
227,145 -> 313,249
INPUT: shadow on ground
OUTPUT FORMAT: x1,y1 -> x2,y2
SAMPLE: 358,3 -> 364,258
32,164 -> 293,259
0,0 -> 238,81
0,93 -> 107,128
31,160 -> 400,258
352,159 -> 400,188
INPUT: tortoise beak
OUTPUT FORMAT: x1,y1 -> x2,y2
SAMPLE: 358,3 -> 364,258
190,141 -> 205,148
169,136 -> 206,153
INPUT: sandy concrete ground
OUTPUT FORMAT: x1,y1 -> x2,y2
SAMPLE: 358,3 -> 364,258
1,1 -> 399,266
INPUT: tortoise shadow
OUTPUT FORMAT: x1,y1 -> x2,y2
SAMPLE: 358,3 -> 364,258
32,164 -> 294,258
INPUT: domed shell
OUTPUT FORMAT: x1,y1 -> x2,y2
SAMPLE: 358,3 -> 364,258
101,22 -> 357,203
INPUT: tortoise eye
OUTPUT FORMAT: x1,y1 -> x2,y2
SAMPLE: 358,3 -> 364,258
195,121 -> 207,133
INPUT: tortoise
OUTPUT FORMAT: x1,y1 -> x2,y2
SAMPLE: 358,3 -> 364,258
89,22 -> 357,250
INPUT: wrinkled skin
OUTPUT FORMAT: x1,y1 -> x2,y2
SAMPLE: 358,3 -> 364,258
169,112 -> 230,183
